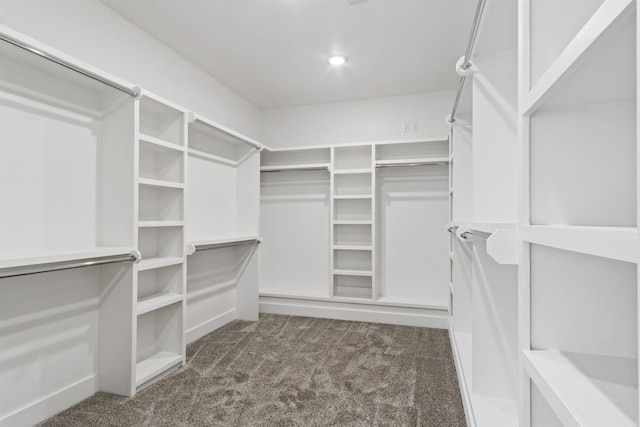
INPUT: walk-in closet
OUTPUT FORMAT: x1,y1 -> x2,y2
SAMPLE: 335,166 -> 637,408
0,0 -> 637,426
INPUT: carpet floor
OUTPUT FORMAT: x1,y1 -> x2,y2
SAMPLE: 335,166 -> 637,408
39,314 -> 466,426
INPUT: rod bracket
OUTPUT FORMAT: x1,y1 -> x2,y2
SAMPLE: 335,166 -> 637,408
456,56 -> 473,76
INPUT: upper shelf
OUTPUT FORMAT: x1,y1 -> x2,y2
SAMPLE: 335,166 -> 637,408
188,113 -> 262,166
523,0 -> 634,114
0,25 -> 137,115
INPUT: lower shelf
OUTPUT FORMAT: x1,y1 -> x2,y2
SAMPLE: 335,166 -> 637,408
135,351 -> 183,388
524,350 -> 638,427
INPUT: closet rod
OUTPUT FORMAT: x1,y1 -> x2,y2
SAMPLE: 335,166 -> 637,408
0,32 -> 140,98
0,253 -> 140,279
447,0 -> 487,124
261,167 -> 329,173
460,231 -> 488,242
191,238 -> 261,252
376,162 -> 448,168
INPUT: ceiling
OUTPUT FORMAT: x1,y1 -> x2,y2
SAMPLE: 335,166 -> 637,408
99,0 -> 517,110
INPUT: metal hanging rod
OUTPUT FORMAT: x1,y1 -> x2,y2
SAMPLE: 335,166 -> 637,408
460,231 -> 488,242
260,167 -> 329,173
376,162 -> 449,168
447,0 -> 487,124
0,31 -> 140,98
0,252 -> 140,279
189,238 -> 261,254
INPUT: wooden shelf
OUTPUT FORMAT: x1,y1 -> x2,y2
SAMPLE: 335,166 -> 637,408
333,269 -> 373,277
139,133 -> 185,152
137,257 -> 183,271
135,351 -> 183,387
524,350 -> 638,427
333,244 -> 373,251
137,293 -> 182,316
521,225 -> 637,263
333,220 -> 373,225
333,195 -> 372,200
522,0 -> 633,115
137,221 -> 184,228
332,168 -> 372,175
375,156 -> 449,167
138,177 -> 185,189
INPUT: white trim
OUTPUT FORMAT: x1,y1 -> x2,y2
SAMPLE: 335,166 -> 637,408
259,296 -> 448,329
185,308 -> 237,344
0,375 -> 96,427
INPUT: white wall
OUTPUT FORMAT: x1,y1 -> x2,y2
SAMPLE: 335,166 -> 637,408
0,0 -> 261,139
261,90 -> 455,148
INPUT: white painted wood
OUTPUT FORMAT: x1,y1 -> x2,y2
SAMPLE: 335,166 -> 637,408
521,225 -> 637,263
137,257 -> 183,271
530,245 -> 637,360
375,157 -> 449,166
0,375 -> 97,427
486,229 -> 518,265
186,308 -> 236,344
260,163 -> 329,172
135,351 -> 182,387
471,243 -> 518,401
524,350 -> 638,427
450,123 -> 473,224
471,50 -> 518,225
259,296 -> 449,329
139,133 -> 185,152
137,293 -> 183,316
523,0 -> 634,115
138,177 -> 185,189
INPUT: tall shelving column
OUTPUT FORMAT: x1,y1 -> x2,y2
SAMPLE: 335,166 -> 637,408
134,92 -> 187,391
519,1 -> 638,425
330,144 -> 375,300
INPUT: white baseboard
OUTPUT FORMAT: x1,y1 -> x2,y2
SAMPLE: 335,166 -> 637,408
259,296 -> 448,329
0,375 -> 96,427
186,309 -> 237,344
449,318 -> 476,427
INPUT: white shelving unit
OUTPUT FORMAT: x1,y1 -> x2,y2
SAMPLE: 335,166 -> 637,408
133,92 -> 187,392
519,1 -> 638,426
185,114 -> 261,343
259,139 -> 450,327
0,26 -> 140,425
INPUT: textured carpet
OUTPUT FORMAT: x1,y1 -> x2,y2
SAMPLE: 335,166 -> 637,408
40,314 -> 466,426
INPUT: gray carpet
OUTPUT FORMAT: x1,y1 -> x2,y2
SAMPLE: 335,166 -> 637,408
40,314 -> 466,426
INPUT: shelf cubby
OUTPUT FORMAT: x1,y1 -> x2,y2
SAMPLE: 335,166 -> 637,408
137,263 -> 183,311
261,147 -> 330,169
528,0 -> 606,88
333,198 -> 372,222
137,226 -> 184,261
333,145 -> 372,171
139,96 -> 184,147
333,223 -> 372,247
334,173 -> 372,196
333,274 -> 373,299
333,249 -> 372,272
375,139 -> 449,161
139,140 -> 185,184
138,184 -> 184,222
135,303 -> 183,388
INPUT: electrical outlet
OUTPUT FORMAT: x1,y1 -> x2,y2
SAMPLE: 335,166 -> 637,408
402,122 -> 411,132
411,121 -> 419,132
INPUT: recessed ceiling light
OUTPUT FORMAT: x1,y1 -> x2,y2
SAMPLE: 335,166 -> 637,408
328,55 -> 347,66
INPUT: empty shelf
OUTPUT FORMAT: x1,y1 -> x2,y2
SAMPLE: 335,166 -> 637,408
135,351 -> 183,387
137,293 -> 183,316
524,350 -> 638,427
137,257 -> 183,271
139,133 -> 185,152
